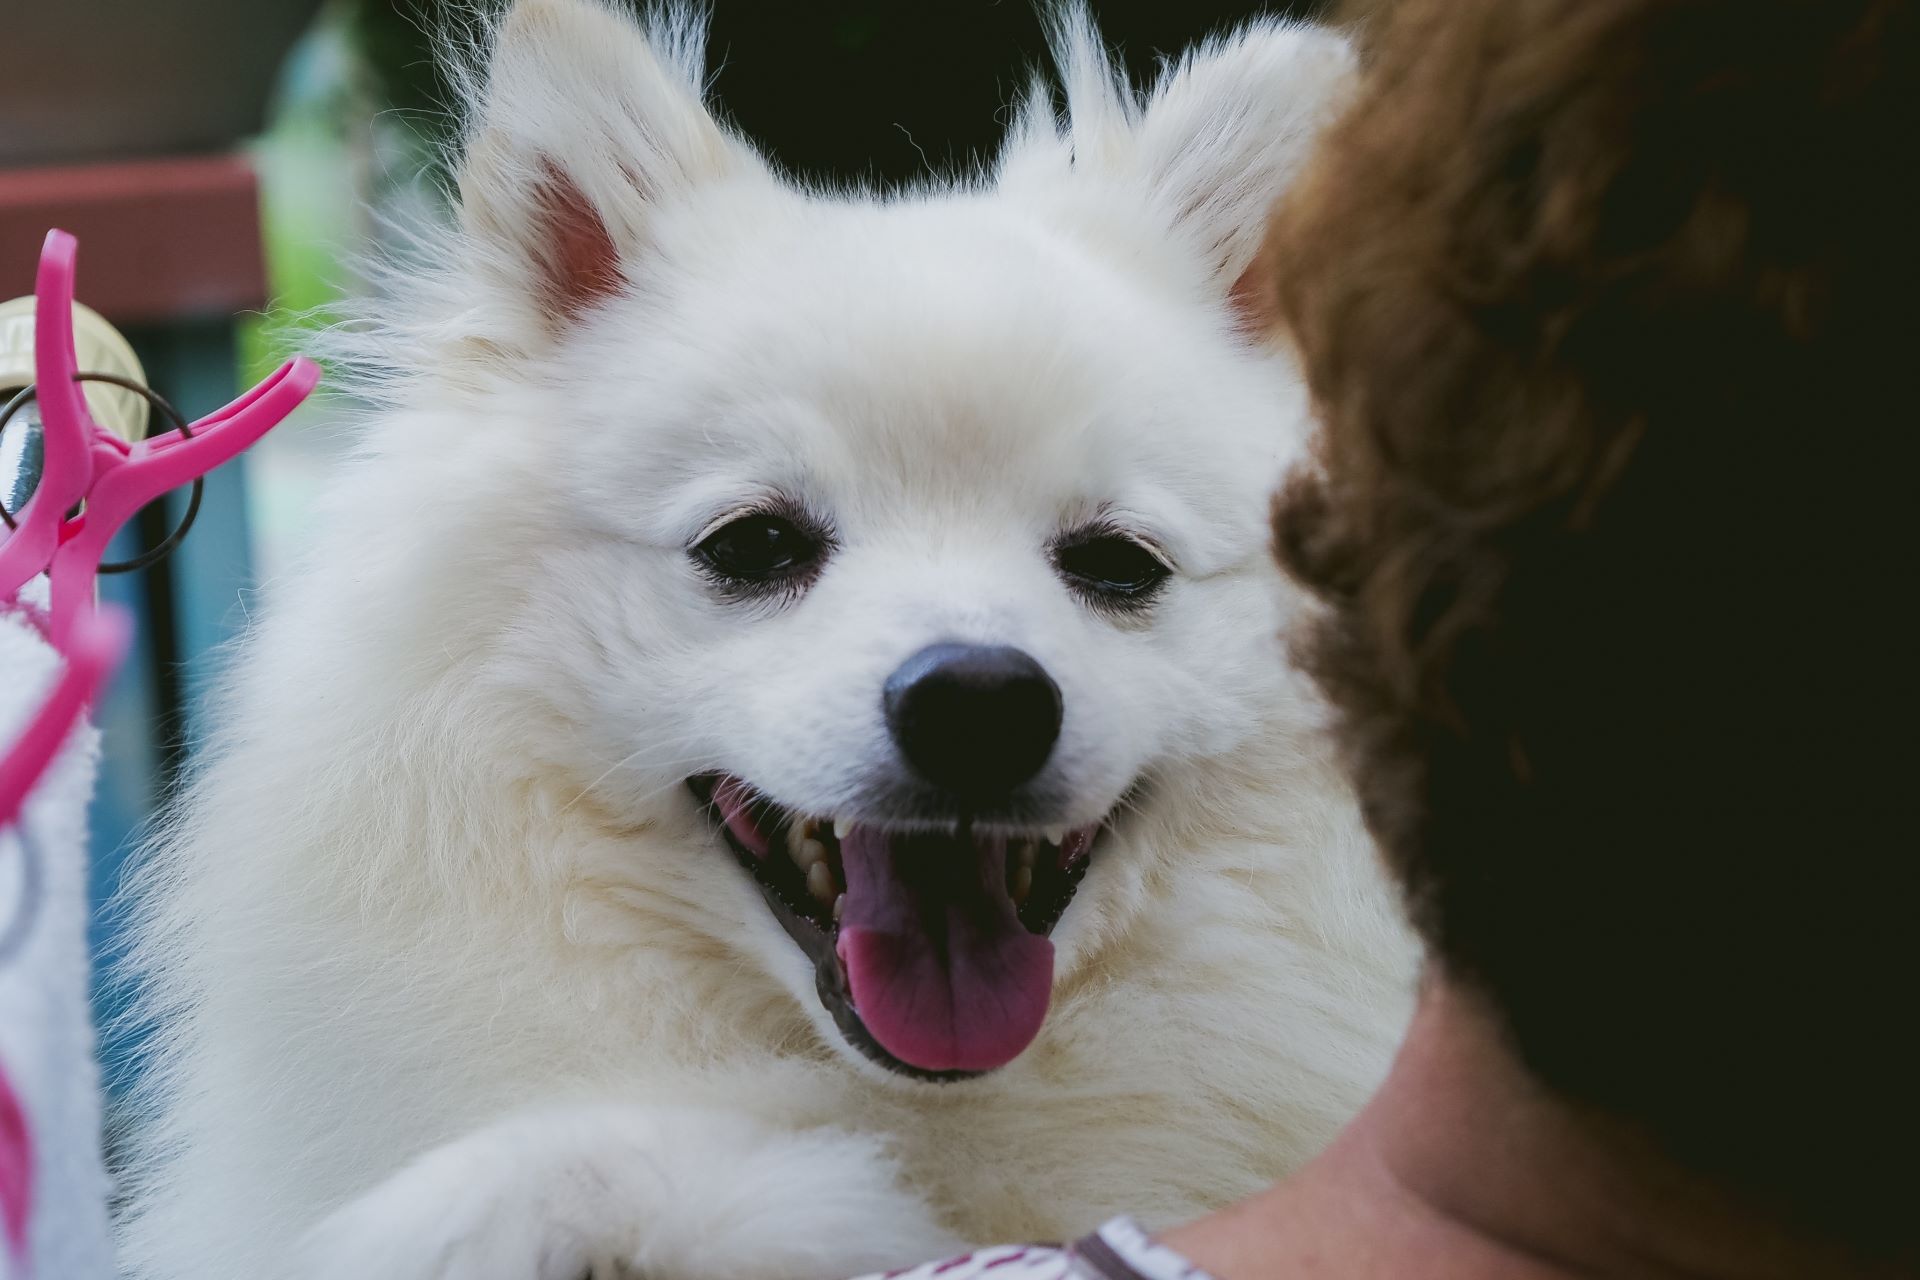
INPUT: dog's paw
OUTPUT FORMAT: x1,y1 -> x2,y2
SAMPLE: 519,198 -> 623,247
286,1105 -> 962,1280
286,1118 -> 633,1280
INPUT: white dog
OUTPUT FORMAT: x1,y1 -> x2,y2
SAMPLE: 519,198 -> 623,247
116,3 -> 1414,1278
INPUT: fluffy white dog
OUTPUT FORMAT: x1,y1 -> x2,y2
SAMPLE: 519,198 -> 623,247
117,3 -> 1415,1278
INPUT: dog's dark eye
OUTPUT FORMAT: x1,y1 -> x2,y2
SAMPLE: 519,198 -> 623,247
695,513 -> 823,585
1054,531 -> 1171,606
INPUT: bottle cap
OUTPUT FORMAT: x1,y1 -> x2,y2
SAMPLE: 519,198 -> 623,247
0,296 -> 149,444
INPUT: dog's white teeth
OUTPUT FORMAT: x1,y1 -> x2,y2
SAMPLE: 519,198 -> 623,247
833,816 -> 854,841
1011,866 -> 1033,906
832,893 -> 845,922
793,838 -> 828,872
1016,840 -> 1038,869
785,822 -> 811,857
807,861 -> 835,904
1042,825 -> 1067,847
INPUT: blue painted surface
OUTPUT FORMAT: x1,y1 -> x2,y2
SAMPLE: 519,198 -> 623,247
87,321 -> 258,1103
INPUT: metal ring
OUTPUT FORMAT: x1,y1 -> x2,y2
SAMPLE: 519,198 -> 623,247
0,372 -> 204,573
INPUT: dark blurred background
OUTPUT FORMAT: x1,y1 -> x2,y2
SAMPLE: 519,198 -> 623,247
1,0 -> 1341,1161
357,0 -> 1334,183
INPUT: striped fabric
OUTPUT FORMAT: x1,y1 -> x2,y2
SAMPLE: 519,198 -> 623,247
864,1218 -> 1220,1280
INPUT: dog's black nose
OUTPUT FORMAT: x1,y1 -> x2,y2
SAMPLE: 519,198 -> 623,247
884,643 -> 1063,797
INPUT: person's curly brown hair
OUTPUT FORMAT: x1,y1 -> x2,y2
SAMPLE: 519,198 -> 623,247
1269,0 -> 1919,1251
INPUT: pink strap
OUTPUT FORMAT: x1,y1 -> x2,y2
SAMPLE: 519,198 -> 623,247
0,607 -> 130,831
0,1057 -> 28,1266
0,606 -> 128,1272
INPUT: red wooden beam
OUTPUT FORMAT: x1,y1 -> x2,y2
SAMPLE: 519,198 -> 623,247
0,154 -> 267,326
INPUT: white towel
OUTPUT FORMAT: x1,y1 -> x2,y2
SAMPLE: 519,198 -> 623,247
1,581 -> 117,1279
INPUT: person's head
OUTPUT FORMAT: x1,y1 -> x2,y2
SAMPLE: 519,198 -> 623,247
1268,0 -> 1918,1257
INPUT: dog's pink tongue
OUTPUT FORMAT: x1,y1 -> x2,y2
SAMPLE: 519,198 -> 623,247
835,826 -> 1053,1073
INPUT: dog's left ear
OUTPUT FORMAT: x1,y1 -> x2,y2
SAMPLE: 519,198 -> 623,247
457,0 -> 768,335
1011,17 -> 1356,333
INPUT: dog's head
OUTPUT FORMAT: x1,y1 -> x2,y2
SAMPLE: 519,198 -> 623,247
397,0 -> 1351,1080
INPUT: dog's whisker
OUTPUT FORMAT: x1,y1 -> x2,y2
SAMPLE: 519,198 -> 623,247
561,746 -> 709,815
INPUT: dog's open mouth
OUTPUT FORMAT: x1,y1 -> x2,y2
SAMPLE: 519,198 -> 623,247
688,774 -> 1099,1080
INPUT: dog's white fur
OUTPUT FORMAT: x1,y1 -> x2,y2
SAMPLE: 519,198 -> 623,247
116,4 -> 1416,1278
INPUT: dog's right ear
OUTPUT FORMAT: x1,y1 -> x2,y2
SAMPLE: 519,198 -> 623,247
457,0 -> 763,332
1003,12 -> 1354,335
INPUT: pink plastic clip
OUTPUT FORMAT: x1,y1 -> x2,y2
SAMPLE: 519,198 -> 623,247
0,229 -> 319,644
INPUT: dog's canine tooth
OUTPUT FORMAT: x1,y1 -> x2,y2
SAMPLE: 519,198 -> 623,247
832,893 -> 845,922
786,822 -> 810,857
833,816 -> 854,841
1042,825 -> 1067,847
1011,866 -> 1033,905
807,861 -> 835,904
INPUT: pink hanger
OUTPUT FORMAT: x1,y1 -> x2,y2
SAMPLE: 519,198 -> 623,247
0,229 -> 320,644
0,228 -> 312,1272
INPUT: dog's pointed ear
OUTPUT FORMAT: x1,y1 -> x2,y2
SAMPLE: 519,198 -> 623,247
1019,15 -> 1354,332
1130,23 -> 1356,322
457,0 -> 763,329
